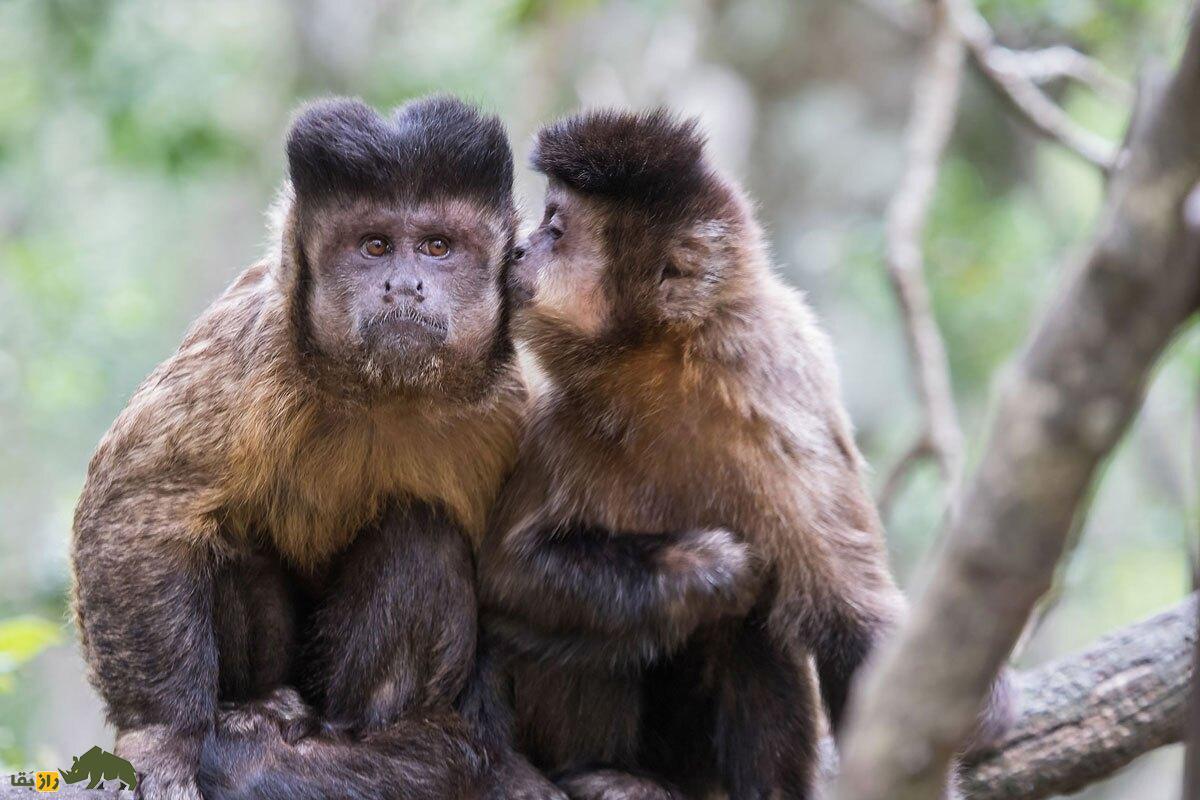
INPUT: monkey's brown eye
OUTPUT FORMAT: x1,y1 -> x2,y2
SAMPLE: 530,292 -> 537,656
419,237 -> 451,258
661,263 -> 684,281
361,236 -> 391,258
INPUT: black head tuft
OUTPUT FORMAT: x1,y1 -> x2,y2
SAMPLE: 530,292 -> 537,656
286,94 -> 514,212
531,108 -> 714,220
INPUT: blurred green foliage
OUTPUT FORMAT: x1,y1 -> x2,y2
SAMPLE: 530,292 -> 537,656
0,618 -> 62,694
0,0 -> 1195,794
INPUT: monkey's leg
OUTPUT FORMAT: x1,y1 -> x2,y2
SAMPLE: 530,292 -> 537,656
711,615 -> 820,800
213,549 -> 299,705
482,523 -> 755,660
74,503 -> 219,800
511,659 -> 643,775
458,633 -> 568,800
304,500 -> 478,731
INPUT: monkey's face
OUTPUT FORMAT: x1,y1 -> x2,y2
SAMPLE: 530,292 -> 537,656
514,181 -> 735,362
303,198 -> 511,395
511,184 -> 612,340
284,96 -> 517,398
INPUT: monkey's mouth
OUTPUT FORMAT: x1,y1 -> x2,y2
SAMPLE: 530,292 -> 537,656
364,306 -> 449,348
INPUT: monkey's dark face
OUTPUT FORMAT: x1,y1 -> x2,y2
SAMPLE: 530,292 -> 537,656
284,95 -> 517,397
303,197 -> 510,394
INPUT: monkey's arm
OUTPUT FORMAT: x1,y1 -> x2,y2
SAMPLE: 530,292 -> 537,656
73,491 -> 219,800
480,522 -> 756,661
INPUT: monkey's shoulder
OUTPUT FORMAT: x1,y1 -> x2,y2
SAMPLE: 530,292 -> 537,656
75,263 -> 288,520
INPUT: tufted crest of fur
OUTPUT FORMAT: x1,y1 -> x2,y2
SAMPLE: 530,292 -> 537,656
531,108 -> 720,223
287,95 -> 514,213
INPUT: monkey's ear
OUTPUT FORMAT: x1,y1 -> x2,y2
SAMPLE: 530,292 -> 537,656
285,97 -> 397,205
657,221 -> 732,323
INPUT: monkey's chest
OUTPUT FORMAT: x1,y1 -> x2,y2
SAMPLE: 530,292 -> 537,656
245,417 -> 507,566
537,430 -> 756,534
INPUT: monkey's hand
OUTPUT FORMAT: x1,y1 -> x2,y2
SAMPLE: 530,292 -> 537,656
215,687 -> 317,745
557,769 -> 685,800
658,527 -> 758,621
483,750 -> 569,800
116,726 -> 204,800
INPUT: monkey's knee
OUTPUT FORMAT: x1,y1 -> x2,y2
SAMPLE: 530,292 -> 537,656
556,769 -> 684,800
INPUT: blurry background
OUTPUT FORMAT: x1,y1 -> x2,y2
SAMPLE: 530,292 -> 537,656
0,0 -> 1196,796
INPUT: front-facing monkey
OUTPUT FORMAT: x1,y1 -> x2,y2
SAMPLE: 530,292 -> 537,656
71,96 -> 541,800
481,110 -> 1010,799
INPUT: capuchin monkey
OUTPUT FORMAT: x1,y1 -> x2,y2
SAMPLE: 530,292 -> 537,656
479,109 -> 1013,800
71,95 -> 561,800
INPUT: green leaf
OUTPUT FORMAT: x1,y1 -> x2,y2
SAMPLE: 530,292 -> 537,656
0,617 -> 63,668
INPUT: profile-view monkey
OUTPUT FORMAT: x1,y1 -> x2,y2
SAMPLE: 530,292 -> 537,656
480,109 -> 1011,799
71,95 -> 558,800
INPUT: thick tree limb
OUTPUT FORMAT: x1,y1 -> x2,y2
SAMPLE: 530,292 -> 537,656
963,596 -> 1197,800
834,6 -> 1200,799
817,598 -> 1196,796
879,0 -> 967,516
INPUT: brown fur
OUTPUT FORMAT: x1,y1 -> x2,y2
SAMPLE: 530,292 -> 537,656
69,97 -> 554,800
482,109 -> 1010,800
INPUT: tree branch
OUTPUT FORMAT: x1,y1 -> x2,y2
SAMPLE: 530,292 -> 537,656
854,0 -> 1124,170
945,0 -> 1120,171
963,595 -> 1197,800
817,597 -> 1197,796
878,0 -> 966,514
1011,44 -> 1134,104
834,5 -> 1200,798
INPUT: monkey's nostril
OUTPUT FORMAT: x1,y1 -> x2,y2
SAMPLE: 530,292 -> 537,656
384,280 -> 392,292
415,280 -> 423,294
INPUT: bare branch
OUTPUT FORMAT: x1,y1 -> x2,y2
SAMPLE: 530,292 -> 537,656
880,0 -> 967,512
835,8 -> 1200,799
1180,597 -> 1200,800
964,596 -> 1196,800
877,436 -> 933,518
857,0 -> 1124,170
945,0 -> 1120,171
819,597 -> 1197,797
1011,44 -> 1134,104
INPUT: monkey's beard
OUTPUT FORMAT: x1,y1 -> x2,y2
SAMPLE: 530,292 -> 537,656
352,310 -> 496,402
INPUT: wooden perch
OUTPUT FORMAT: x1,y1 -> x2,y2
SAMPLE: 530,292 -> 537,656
835,3 -> 1200,797
963,595 -> 1197,800
817,597 -> 1196,797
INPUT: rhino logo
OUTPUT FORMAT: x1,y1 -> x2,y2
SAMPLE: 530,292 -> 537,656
59,745 -> 137,791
